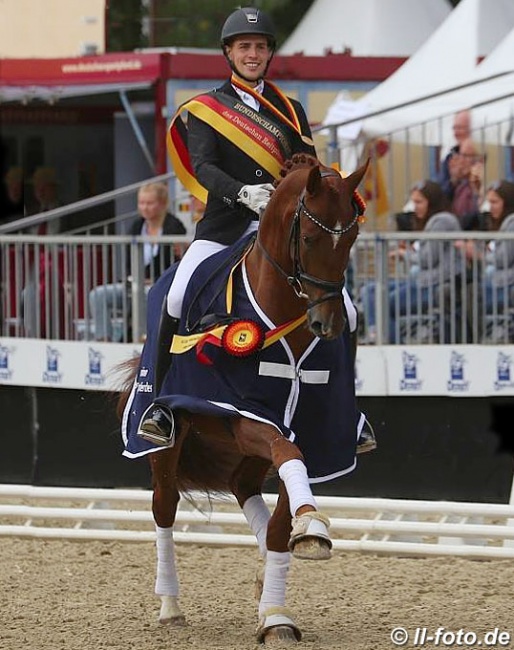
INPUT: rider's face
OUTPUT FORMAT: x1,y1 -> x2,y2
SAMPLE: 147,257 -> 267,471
226,35 -> 272,85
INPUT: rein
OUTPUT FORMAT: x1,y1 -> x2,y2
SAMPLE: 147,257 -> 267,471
257,169 -> 360,310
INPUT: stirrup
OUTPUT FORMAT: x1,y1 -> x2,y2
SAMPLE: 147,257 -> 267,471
357,417 -> 377,454
137,404 -> 176,447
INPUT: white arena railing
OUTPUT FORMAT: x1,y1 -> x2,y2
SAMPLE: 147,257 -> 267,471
1,484 -> 514,560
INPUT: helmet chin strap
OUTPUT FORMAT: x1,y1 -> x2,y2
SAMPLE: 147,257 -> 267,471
224,50 -> 274,85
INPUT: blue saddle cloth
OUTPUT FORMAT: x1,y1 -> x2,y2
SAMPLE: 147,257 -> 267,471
121,235 -> 360,482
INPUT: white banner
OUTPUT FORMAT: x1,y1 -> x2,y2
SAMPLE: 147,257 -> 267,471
0,338 -> 142,392
1,338 -> 514,396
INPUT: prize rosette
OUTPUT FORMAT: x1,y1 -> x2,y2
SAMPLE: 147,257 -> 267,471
221,319 -> 265,358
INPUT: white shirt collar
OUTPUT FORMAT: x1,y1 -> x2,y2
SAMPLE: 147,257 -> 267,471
233,80 -> 264,112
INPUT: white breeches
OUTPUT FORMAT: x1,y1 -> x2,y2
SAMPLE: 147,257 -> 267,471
166,221 -> 259,318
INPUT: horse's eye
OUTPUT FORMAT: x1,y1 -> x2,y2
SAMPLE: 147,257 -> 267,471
301,235 -> 313,246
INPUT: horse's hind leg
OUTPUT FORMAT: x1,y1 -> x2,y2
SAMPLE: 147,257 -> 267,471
230,456 -> 272,558
149,445 -> 186,626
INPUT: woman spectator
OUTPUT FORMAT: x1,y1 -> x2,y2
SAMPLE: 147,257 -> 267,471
482,180 -> 514,336
89,183 -> 186,341
361,180 -> 464,343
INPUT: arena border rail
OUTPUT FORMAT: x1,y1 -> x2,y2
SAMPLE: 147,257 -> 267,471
2,484 -> 514,559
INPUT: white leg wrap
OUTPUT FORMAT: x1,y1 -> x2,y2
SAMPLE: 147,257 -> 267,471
242,494 -> 271,557
278,458 -> 317,517
258,551 -> 291,617
155,525 -> 179,597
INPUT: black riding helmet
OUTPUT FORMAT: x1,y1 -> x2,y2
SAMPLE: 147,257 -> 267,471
221,7 -> 276,81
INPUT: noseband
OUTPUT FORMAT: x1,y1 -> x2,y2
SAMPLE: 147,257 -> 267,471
257,169 -> 361,310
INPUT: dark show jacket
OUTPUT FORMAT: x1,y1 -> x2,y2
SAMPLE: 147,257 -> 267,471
188,79 -> 316,245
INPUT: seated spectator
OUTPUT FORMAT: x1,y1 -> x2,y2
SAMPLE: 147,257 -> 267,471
2,166 -> 25,220
89,182 -> 186,341
360,180 -> 464,343
482,180 -> 514,328
445,138 -> 484,231
437,109 -> 472,198
26,166 -> 61,233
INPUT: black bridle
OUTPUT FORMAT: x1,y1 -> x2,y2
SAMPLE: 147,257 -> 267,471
257,170 -> 361,310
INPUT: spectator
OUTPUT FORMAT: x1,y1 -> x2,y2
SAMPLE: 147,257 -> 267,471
482,180 -> 514,331
446,138 -> 484,230
2,166 -> 24,220
26,166 -> 61,233
437,109 -> 472,197
89,182 -> 186,341
360,180 -> 464,343
21,167 -> 63,336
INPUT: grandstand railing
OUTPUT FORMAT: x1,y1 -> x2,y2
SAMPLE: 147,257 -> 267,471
2,231 -> 513,345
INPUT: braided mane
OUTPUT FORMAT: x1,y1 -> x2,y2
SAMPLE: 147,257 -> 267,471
274,153 -> 319,188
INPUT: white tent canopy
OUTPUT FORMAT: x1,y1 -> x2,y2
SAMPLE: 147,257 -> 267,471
323,0 -> 514,144
279,0 -> 452,57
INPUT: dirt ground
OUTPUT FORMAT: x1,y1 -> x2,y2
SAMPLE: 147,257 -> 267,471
1,537 -> 514,650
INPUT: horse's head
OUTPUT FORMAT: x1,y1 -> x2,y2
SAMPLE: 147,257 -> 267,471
258,154 -> 368,340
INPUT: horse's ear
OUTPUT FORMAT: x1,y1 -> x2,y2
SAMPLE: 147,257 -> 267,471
305,164 -> 323,196
344,158 -> 370,194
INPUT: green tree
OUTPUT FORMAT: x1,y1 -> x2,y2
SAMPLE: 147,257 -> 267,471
106,0 -> 146,52
148,0 -> 315,49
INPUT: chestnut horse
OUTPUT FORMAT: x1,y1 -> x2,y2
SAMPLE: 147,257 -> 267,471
119,154 -> 368,643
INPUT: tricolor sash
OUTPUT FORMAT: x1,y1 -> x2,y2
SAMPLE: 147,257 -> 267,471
166,80 -> 313,203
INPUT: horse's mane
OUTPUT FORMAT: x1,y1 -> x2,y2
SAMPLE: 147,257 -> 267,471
274,153 -> 320,188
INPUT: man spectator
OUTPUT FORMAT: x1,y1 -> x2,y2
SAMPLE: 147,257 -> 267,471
438,109 -> 472,198
447,137 -> 484,230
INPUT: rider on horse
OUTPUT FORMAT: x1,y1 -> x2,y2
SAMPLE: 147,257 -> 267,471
138,6 -> 375,454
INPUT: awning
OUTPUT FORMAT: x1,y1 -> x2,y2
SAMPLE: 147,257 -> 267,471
0,81 -> 152,104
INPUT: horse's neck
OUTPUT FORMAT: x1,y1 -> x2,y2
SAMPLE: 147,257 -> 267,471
245,247 -> 314,359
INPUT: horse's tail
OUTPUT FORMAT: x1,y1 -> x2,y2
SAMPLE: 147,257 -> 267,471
115,355 -> 242,494
174,419 -> 243,494
115,356 -> 140,420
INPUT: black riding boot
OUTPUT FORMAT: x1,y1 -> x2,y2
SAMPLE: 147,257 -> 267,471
350,322 -> 377,455
137,299 -> 180,447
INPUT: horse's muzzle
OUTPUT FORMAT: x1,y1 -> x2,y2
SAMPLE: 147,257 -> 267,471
307,309 -> 347,340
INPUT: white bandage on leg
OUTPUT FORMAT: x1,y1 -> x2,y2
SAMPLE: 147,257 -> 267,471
258,551 -> 291,617
342,287 -> 357,332
278,458 -> 317,517
242,494 -> 271,557
155,525 -> 179,596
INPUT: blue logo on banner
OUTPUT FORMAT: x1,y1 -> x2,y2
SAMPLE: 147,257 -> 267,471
400,352 -> 422,390
0,344 -> 13,380
43,346 -> 62,383
447,351 -> 469,392
85,348 -> 105,386
494,352 -> 514,390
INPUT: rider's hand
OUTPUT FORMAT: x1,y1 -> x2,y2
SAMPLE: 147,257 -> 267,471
237,183 -> 275,215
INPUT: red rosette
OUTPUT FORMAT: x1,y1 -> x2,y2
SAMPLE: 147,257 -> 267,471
221,320 -> 265,358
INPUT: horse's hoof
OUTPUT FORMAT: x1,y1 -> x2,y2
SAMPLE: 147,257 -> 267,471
158,595 -> 187,626
288,511 -> 332,560
256,607 -> 301,644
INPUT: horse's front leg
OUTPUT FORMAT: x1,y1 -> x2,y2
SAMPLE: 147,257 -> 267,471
149,443 -> 186,626
256,481 -> 301,644
231,419 -> 332,561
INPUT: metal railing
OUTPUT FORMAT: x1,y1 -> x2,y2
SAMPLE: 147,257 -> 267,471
2,231 -> 513,345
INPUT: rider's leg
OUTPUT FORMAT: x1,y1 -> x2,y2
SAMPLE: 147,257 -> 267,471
137,239 -> 226,445
343,287 -> 377,454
